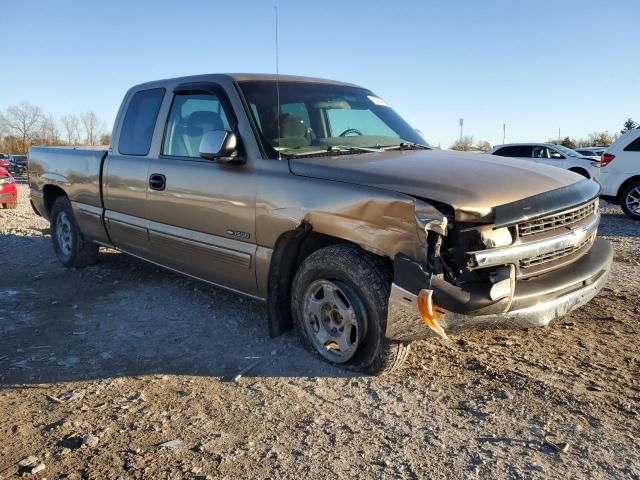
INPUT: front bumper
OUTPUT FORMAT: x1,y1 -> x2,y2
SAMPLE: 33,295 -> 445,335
0,188 -> 17,203
386,237 -> 613,342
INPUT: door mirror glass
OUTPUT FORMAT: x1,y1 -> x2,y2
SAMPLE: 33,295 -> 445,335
199,130 -> 240,163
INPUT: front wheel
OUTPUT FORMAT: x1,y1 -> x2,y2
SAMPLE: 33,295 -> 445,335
291,244 -> 411,375
620,180 -> 640,221
50,196 -> 100,267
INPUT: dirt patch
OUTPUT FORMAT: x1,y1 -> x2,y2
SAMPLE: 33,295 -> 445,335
1,185 -> 639,479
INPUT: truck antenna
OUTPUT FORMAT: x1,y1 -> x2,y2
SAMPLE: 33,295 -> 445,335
275,5 -> 282,160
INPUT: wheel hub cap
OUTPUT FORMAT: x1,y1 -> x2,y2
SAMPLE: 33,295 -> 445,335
626,187 -> 640,215
56,212 -> 73,256
302,279 -> 361,363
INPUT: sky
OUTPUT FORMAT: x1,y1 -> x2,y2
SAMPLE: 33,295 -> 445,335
1,0 -> 638,148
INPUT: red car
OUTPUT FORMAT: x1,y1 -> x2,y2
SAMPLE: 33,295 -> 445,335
0,154 -> 11,169
0,167 -> 17,209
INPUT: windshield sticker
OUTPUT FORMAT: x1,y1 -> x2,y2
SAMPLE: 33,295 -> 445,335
368,95 -> 389,107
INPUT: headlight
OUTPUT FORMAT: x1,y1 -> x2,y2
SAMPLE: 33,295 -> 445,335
480,227 -> 512,248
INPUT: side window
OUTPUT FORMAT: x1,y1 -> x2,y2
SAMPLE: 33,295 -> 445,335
250,104 -> 263,131
118,88 -> 165,156
532,147 -> 548,158
548,148 -> 564,159
624,136 -> 640,152
496,146 -> 533,157
162,93 -> 232,158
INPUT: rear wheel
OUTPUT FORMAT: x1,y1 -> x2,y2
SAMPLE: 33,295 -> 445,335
291,244 -> 411,375
568,167 -> 590,178
620,180 -> 640,221
50,196 -> 99,267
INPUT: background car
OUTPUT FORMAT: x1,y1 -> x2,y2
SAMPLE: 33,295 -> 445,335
8,154 -> 27,175
488,143 -> 599,179
597,129 -> 640,220
575,147 -> 606,160
0,153 -> 10,169
0,167 -> 17,209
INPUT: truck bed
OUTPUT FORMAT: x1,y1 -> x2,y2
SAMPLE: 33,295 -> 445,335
29,146 -> 108,211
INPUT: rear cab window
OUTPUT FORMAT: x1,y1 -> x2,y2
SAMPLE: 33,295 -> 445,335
118,88 -> 165,156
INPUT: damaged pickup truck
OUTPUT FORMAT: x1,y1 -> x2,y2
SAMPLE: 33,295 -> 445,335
29,74 -> 612,374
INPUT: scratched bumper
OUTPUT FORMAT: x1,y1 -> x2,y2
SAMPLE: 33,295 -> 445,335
386,237 -> 613,342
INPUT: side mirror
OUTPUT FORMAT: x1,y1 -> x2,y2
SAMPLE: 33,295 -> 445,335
550,152 -> 564,159
199,130 -> 240,163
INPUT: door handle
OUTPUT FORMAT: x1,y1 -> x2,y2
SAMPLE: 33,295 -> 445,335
149,173 -> 166,191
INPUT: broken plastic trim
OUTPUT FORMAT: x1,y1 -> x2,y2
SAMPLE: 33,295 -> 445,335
417,289 -> 448,339
415,199 -> 449,236
393,254 -> 512,316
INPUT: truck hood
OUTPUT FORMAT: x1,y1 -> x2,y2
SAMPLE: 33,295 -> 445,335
289,149 -> 585,222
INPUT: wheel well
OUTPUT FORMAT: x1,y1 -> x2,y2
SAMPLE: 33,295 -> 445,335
617,175 -> 640,200
266,223 -> 391,337
42,185 -> 67,219
568,167 -> 590,178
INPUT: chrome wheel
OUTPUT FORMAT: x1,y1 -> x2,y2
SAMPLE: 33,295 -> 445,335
56,211 -> 73,256
301,279 -> 363,363
625,186 -> 640,215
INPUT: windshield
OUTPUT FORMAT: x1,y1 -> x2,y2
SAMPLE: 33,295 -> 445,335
554,145 -> 581,157
238,80 -> 428,158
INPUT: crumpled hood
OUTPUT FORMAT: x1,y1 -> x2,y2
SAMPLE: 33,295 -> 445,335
289,149 -> 584,221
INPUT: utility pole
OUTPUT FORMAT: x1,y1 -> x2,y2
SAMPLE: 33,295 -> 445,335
459,118 -> 464,141
558,127 -> 561,143
502,123 -> 506,144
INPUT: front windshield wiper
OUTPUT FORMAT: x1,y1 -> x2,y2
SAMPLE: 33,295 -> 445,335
285,145 -> 379,158
379,141 -> 431,151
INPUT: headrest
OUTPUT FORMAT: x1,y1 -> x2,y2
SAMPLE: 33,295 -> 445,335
186,111 -> 224,134
279,113 -> 306,138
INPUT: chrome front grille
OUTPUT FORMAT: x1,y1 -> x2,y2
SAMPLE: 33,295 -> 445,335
520,234 -> 594,270
518,200 -> 598,237
469,198 -> 600,279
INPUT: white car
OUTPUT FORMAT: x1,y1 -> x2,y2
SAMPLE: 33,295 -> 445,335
489,143 -> 599,179
575,147 -> 606,161
597,129 -> 640,220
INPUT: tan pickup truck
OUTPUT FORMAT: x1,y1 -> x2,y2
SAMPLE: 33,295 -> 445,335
29,74 -> 612,374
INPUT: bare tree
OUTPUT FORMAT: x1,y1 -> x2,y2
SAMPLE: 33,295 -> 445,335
0,113 -> 8,147
476,140 -> 491,152
2,102 -> 43,153
39,113 -> 60,145
60,114 -> 81,145
450,135 -> 475,151
81,111 -> 104,146
99,132 -> 112,146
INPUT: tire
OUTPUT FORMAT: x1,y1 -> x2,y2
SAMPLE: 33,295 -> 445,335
50,196 -> 99,267
620,180 -> 640,221
569,168 -> 590,179
291,244 -> 411,375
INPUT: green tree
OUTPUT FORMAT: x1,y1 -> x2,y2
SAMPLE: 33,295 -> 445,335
560,137 -> 576,149
621,118 -> 639,134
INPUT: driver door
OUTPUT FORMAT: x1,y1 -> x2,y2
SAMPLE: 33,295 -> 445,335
143,87 -> 258,294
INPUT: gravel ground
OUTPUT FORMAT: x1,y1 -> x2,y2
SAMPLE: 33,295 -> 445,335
0,184 -> 639,479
